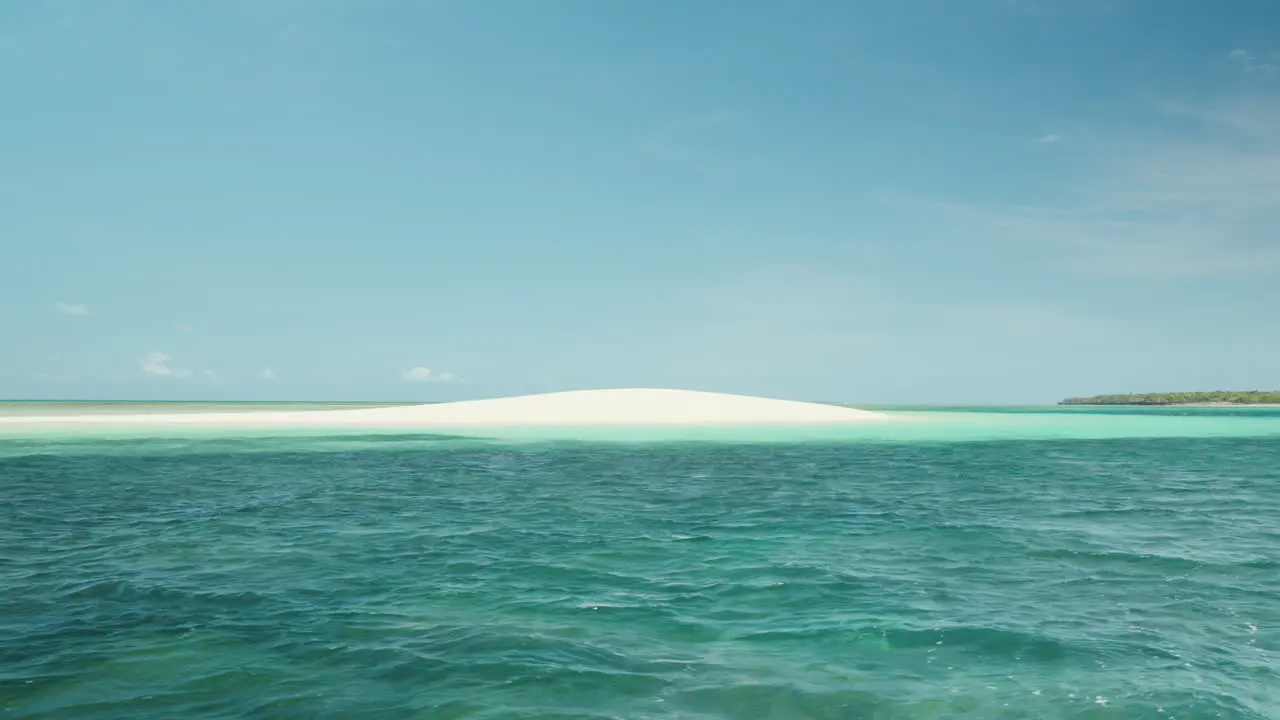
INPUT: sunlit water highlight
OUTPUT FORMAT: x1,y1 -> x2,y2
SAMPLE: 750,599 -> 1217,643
2,405 -> 1277,718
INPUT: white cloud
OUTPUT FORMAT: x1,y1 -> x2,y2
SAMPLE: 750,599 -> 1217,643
402,366 -> 455,382
140,351 -> 192,379
1035,133 -> 1063,144
261,366 -> 278,381
178,323 -> 193,333
1227,48 -> 1277,73
54,301 -> 88,316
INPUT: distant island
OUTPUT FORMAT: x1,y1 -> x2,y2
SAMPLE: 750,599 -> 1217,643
1061,391 -> 1280,406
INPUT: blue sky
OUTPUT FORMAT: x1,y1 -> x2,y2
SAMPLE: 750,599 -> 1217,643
2,0 -> 1278,404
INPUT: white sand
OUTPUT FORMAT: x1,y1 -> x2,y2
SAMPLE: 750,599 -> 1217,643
0,389 -> 888,428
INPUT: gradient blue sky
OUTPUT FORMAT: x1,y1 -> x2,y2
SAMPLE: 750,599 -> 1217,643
3,0 -> 1278,403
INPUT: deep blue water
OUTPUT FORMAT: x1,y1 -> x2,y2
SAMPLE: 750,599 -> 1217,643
2,410 -> 1278,718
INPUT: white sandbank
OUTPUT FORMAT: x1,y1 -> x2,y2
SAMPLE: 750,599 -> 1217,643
0,389 -> 889,429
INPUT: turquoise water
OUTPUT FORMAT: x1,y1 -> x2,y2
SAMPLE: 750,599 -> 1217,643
2,407 -> 1278,718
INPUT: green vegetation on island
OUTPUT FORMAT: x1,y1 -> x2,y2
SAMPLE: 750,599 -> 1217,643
1060,391 -> 1280,406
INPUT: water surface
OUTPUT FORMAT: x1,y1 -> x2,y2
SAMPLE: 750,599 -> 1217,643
2,406 -> 1277,718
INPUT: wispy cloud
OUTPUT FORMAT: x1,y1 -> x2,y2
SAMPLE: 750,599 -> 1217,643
261,366 -> 278,381
574,263 -> 890,387
34,372 -> 83,383
684,262 -> 1105,347
54,301 -> 88,316
402,366 -> 455,382
560,262 -> 1109,397
1001,0 -> 1120,17
891,196 -> 1280,278
140,351 -> 192,378
178,323 -> 193,333
639,111 -> 735,178
896,90 -> 1280,279
1035,133 -> 1063,144
1228,48 -> 1277,73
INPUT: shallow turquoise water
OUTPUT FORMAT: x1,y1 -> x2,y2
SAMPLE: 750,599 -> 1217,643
2,408 -> 1278,718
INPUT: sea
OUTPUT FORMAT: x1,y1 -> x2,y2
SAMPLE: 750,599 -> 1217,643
1,403 -> 1277,719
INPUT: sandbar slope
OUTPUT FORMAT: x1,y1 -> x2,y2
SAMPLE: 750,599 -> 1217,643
0,389 -> 888,428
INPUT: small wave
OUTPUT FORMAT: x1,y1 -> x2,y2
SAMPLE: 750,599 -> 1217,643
58,578 -> 271,608
5,427 -> 1279,717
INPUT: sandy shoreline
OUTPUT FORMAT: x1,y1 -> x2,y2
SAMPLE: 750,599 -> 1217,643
1064,403 -> 1280,408
1173,403 -> 1280,407
0,389 -> 890,429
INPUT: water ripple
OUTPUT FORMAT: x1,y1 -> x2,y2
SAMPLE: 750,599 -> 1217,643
1,435 -> 1277,718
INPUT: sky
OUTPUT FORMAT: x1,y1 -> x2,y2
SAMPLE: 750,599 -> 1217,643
2,0 -> 1278,404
